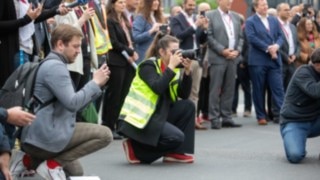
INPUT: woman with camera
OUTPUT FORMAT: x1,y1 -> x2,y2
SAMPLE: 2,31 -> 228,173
132,0 -> 168,64
118,33 -> 195,164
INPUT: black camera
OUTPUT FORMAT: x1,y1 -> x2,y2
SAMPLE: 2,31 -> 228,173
302,4 -> 313,17
30,0 -> 39,9
159,24 -> 168,34
172,49 -> 199,60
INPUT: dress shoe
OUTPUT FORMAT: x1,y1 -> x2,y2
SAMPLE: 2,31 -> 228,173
112,131 -> 123,140
243,111 -> 251,117
273,117 -> 279,124
258,119 -> 268,125
222,121 -> 242,128
211,121 -> 221,129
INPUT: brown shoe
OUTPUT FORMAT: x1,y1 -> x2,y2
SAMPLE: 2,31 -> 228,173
258,119 -> 268,125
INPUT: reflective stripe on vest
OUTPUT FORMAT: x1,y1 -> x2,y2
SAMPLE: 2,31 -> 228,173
120,58 -> 180,128
90,8 -> 112,55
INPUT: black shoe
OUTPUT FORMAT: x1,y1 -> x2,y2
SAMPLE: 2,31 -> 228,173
222,121 -> 242,128
273,117 -> 279,124
211,121 -> 221,129
112,131 -> 123,140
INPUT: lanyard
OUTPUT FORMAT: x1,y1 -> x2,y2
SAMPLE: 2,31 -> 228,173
280,23 -> 289,39
222,13 -> 233,36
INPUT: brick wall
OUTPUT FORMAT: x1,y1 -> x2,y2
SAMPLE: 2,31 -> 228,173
231,0 -> 248,18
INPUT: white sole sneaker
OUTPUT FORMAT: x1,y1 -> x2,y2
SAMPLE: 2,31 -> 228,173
10,150 -> 26,177
36,160 -> 67,180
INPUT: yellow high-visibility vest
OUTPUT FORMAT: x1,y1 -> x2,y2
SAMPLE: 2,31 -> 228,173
90,6 -> 112,55
120,58 -> 180,129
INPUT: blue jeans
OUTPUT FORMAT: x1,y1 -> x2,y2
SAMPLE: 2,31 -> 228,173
13,51 -> 31,70
280,117 -> 320,163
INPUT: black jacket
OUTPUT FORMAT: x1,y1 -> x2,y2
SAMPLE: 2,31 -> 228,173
170,13 -> 201,50
0,0 -> 60,87
119,60 -> 192,146
107,18 -> 135,67
280,65 -> 320,124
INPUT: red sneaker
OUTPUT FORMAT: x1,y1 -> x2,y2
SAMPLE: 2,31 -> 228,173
123,139 -> 140,164
163,153 -> 194,163
201,114 -> 209,122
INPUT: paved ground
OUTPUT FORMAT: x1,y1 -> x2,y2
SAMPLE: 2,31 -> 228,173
80,112 -> 320,180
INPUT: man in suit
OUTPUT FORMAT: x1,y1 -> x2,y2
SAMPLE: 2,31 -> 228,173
277,3 -> 300,92
245,0 -> 284,125
125,0 -> 140,24
170,0 -> 206,129
206,0 -> 243,129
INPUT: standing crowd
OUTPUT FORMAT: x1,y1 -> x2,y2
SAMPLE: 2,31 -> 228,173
1,0 -> 320,179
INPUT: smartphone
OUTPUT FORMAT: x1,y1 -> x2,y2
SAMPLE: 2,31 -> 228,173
30,0 -> 39,9
88,0 -> 95,9
159,24 -> 168,34
200,11 -> 206,17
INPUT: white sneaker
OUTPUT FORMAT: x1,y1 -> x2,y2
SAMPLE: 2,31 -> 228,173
37,160 -> 66,180
10,150 -> 26,177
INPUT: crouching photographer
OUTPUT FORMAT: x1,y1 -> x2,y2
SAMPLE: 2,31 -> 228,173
118,33 -> 195,164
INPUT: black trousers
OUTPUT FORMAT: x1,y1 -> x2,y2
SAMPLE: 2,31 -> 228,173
197,76 -> 210,116
232,63 -> 252,112
131,100 -> 195,164
102,65 -> 135,131
282,63 -> 296,92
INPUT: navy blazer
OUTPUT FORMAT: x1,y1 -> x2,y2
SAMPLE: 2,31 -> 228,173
245,14 -> 284,66
170,13 -> 200,50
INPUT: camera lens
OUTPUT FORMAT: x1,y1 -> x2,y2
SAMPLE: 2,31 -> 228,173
181,49 -> 199,59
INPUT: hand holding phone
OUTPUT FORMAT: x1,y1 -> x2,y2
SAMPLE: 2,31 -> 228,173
200,11 -> 206,17
159,24 -> 168,34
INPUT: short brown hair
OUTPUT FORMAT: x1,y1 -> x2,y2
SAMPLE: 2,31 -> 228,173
50,24 -> 83,49
252,0 -> 262,8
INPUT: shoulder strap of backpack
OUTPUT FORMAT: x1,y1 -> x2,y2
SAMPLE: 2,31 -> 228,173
24,58 -> 58,112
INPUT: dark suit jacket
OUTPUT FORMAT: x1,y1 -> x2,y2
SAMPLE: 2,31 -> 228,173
107,18 -> 135,67
245,14 -> 284,66
290,14 -> 301,26
169,13 -> 200,50
279,23 -> 300,64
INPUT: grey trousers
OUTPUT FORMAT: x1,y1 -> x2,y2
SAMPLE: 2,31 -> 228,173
208,61 -> 236,122
22,123 -> 113,176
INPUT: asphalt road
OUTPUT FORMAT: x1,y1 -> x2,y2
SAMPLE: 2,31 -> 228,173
80,113 -> 320,180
